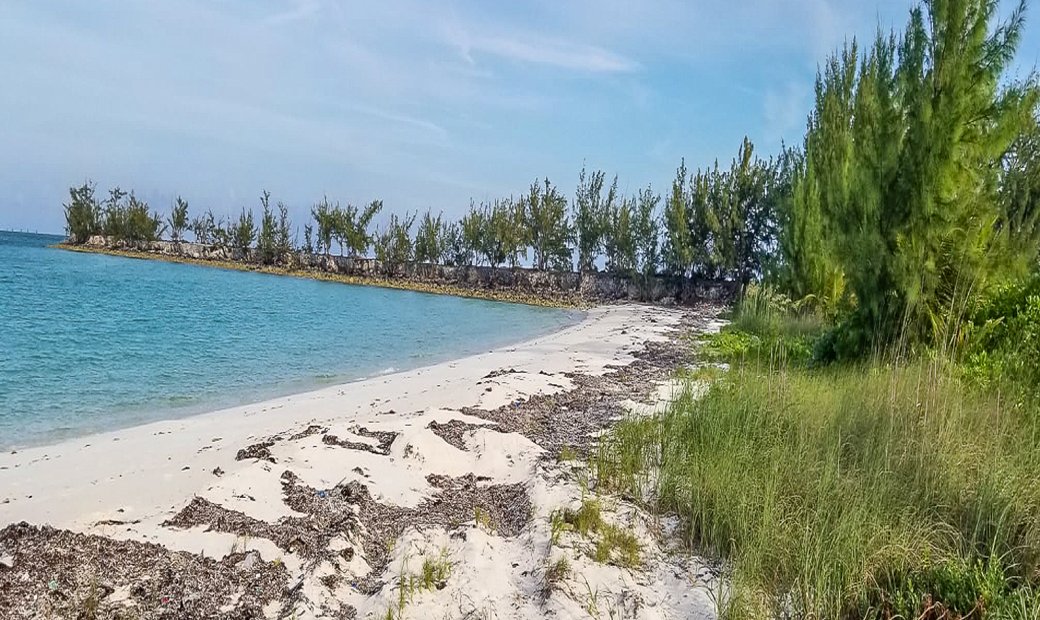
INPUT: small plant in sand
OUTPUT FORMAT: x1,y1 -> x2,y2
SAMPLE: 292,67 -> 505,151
581,577 -> 602,619
562,498 -> 602,536
554,498 -> 641,568
593,526 -> 640,568
77,578 -> 102,620
542,556 -> 571,598
383,571 -> 413,620
549,510 -> 568,549
419,548 -> 452,591
383,548 -> 454,619
473,506 -> 494,531
557,446 -> 579,462
228,534 -> 251,555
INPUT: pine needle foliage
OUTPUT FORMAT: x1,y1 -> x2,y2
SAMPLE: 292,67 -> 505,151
801,0 -> 1040,356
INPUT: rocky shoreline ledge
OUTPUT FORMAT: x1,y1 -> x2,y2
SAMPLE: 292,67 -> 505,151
59,239 -> 737,309
0,304 -> 723,619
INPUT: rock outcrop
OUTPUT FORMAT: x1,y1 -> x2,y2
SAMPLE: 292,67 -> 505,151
73,237 -> 738,305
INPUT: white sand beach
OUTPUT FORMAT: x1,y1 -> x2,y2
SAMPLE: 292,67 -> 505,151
0,303 -> 720,619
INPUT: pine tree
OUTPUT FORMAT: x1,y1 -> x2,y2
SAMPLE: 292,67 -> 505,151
303,223 -> 315,255
604,196 -> 636,275
414,210 -> 446,265
460,204 -> 484,266
311,198 -> 335,256
275,201 -> 293,260
168,197 -> 189,243
191,210 -> 217,246
257,191 -> 277,264
475,199 -> 519,268
687,165 -> 717,277
233,208 -> 256,254
806,0 -> 1039,353
999,105 -> 1040,264
523,178 -> 572,271
64,182 -> 101,243
373,212 -> 416,276
777,150 -> 845,310
441,221 -> 469,267
663,159 -> 693,277
574,167 -> 616,272
348,200 -> 383,258
633,185 -> 661,282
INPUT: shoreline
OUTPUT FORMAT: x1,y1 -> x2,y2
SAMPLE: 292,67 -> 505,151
1,306 -> 585,454
0,303 -> 723,619
56,243 -> 590,309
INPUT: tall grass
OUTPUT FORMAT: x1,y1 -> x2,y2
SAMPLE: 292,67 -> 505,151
703,284 -> 828,367
729,284 -> 827,343
596,298 -> 1040,618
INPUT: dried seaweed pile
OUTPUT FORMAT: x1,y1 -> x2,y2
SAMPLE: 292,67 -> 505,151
278,471 -> 530,593
322,426 -> 398,456
0,521 -> 288,619
164,496 -> 352,562
235,441 -> 276,463
446,308 -> 717,458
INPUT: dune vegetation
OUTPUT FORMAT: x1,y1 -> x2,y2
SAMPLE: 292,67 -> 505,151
590,0 -> 1040,617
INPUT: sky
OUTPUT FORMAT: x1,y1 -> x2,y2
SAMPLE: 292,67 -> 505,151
1,0 -> 1038,234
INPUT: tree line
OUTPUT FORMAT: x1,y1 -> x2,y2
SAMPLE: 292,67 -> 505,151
64,0 -> 1040,357
64,150 -> 791,280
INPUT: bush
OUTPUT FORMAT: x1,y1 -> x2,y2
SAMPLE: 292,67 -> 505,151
96,188 -> 163,245
63,182 -> 101,243
702,284 -> 825,366
964,275 -> 1040,403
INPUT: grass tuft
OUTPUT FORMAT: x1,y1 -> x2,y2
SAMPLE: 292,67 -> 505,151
554,498 -> 641,568
419,549 -> 452,591
557,446 -> 579,462
473,506 -> 494,531
543,556 -> 571,597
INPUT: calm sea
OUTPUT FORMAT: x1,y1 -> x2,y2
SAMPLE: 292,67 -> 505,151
0,231 -> 578,448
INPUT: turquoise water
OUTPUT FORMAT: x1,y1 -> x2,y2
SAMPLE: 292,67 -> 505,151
0,231 -> 578,448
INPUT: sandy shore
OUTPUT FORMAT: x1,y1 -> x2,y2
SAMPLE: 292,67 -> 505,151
0,303 -> 722,619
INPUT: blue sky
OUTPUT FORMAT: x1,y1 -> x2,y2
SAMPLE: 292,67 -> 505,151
2,0 -> 1038,234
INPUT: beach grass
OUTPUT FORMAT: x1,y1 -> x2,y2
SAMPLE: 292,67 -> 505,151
595,314 -> 1040,618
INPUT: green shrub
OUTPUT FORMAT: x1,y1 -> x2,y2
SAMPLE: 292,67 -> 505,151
964,275 -> 1040,403
64,182 -> 102,243
702,285 -> 825,367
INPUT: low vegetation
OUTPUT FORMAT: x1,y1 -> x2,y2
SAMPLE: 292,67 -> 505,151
382,549 -> 453,620
596,280 -> 1040,617
588,12 -> 1040,613
552,498 -> 641,569
542,556 -> 571,597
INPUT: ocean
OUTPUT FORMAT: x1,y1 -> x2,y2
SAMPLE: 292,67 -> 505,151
0,231 -> 578,448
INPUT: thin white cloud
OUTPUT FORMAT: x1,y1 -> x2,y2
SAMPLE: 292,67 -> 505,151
460,35 -> 639,73
347,104 -> 450,142
263,0 -> 323,25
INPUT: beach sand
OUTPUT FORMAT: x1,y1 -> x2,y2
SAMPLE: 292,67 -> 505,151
0,303 -> 722,619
